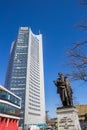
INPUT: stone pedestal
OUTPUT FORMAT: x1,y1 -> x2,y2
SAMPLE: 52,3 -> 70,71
56,107 -> 81,130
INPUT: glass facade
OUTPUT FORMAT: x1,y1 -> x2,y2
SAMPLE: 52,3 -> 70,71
5,27 -> 46,128
5,41 -> 16,90
0,85 -> 21,118
0,102 -> 20,117
0,90 -> 20,106
5,27 -> 29,126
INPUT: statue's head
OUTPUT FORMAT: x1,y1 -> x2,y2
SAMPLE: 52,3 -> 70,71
58,72 -> 62,76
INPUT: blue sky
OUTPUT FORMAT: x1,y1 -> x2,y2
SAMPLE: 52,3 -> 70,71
0,0 -> 87,118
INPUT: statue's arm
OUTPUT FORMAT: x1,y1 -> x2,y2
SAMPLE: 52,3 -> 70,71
53,80 -> 58,86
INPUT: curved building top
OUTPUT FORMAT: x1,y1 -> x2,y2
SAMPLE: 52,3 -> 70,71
20,26 -> 42,39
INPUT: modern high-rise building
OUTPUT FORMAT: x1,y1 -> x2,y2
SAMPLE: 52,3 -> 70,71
5,27 -> 46,129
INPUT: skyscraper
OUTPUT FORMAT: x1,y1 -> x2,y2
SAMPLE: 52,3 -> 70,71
5,27 -> 46,129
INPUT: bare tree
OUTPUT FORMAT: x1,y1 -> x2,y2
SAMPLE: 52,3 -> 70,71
68,42 -> 87,81
80,0 -> 87,5
67,1 -> 87,82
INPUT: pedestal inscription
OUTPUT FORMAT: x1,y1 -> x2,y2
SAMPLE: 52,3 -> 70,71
59,116 -> 74,129
56,107 -> 81,130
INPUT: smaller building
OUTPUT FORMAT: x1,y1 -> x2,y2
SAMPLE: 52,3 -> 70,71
0,85 -> 21,130
76,105 -> 87,121
76,105 -> 87,129
47,118 -> 58,129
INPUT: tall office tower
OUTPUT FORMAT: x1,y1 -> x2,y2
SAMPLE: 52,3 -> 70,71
5,27 -> 46,129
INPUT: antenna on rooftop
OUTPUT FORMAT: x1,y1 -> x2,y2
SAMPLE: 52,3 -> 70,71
39,30 -> 41,34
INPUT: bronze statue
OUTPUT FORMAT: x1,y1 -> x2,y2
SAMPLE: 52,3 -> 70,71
53,72 -> 73,107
